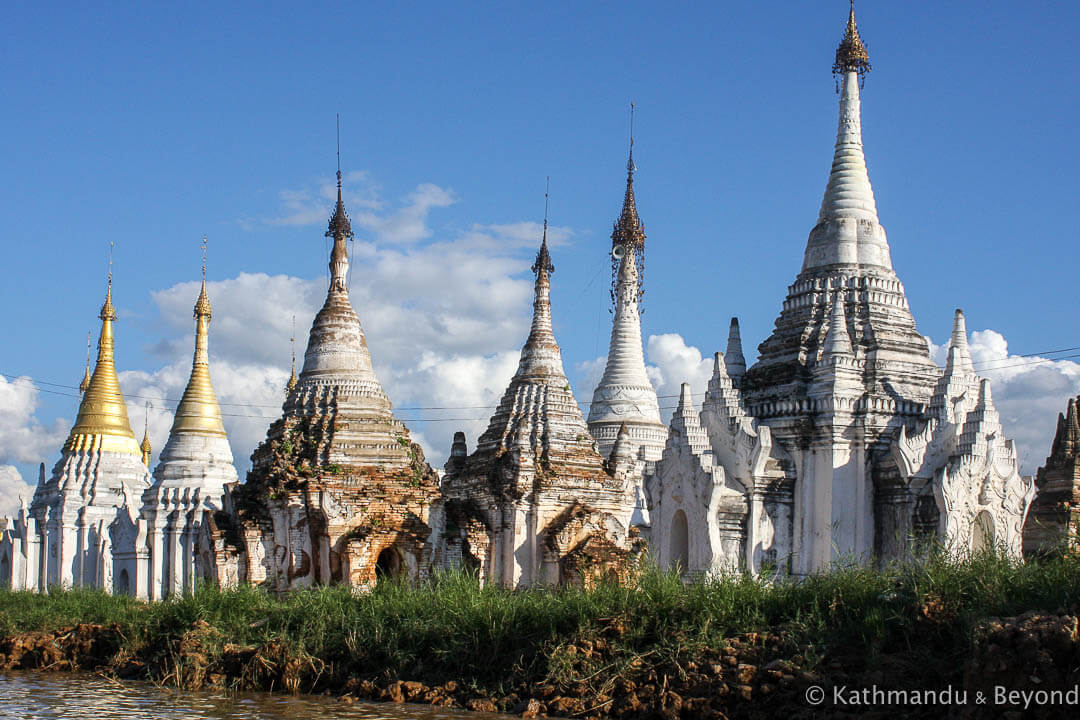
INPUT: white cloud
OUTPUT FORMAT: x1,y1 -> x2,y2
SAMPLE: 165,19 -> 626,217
264,174 -> 455,246
118,360 -> 289,475
124,176 -> 556,475
0,375 -> 69,466
266,171 -> 381,227
386,350 -> 522,465
459,222 -> 573,250
0,466 -> 34,518
150,273 -> 322,367
351,183 -> 455,245
5,172 -> 580,485
646,333 -> 714,422
956,329 -> 1080,474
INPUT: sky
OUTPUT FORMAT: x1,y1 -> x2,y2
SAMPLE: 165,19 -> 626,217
1,2 -> 1078,513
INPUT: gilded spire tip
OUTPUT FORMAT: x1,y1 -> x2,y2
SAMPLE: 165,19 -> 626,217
80,331 -> 92,393
101,241 -> 117,321
140,402 -> 152,467
286,314 -> 298,394
195,236 -> 212,318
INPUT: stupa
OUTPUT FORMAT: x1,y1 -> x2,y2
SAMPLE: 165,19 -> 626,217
439,207 -> 638,587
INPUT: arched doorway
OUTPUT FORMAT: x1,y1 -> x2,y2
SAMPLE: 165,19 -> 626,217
375,547 -> 403,582
670,510 -> 689,574
115,568 -> 130,596
0,551 -> 10,589
971,511 -> 996,554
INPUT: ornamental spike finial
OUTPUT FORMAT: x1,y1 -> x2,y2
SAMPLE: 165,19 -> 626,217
102,241 -> 116,321
610,104 -> 646,309
326,115 -> 353,242
532,177 -> 554,278
80,330 -> 92,393
194,236 -> 212,318
140,402 -> 152,467
286,314 -> 298,394
612,103 -> 645,250
833,0 -> 870,78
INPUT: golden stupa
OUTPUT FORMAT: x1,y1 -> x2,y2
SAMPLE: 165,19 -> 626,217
65,276 -> 141,455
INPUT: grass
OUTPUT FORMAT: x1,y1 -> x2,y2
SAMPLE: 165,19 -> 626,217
0,550 -> 1077,695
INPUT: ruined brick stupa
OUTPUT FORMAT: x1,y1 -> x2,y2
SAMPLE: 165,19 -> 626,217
200,167 -> 442,590
438,216 -> 638,587
1024,396 -> 1080,556
648,5 -> 1034,576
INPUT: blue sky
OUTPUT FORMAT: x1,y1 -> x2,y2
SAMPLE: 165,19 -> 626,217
1,2 -> 1078,506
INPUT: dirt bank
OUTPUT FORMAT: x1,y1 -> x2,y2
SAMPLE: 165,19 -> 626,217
3,611 -> 1077,719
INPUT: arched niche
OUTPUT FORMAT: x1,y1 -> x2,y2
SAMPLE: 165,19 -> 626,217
670,509 -> 689,574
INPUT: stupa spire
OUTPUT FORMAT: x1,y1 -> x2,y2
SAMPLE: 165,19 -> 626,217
326,116 -> 353,293
833,1 -> 871,78
140,403 -> 152,467
79,330 -> 92,393
515,181 -> 562,380
588,119 -> 665,489
66,245 -> 139,453
946,308 -> 976,377
822,292 -> 854,357
285,315 -> 298,394
612,103 -> 646,252
596,111 -> 652,391
169,238 -> 227,438
725,318 -> 747,381
818,2 -> 878,226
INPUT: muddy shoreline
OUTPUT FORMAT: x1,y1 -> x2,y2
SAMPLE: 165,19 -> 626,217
3,611 -> 1077,720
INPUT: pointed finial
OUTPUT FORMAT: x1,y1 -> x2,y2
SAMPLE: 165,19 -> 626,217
140,401 -> 152,467
80,330 -> 92,393
823,292 -> 854,357
286,314 -> 298,394
833,0 -> 870,78
947,308 -> 975,376
612,107 -> 645,250
725,317 -> 747,379
532,178 -> 554,277
194,236 -> 212,318
543,175 -> 550,241
101,242 -> 117,321
327,117 -> 353,241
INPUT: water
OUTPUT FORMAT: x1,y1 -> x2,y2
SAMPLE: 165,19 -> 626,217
0,672 -> 504,720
